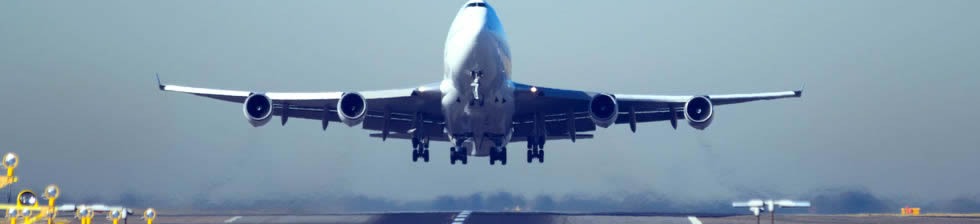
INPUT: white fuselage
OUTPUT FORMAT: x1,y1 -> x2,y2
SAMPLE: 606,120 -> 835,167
440,1 -> 514,156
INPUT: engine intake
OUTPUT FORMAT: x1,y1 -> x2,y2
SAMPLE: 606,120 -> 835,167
243,93 -> 273,127
684,96 -> 714,130
337,92 -> 367,127
589,93 -> 619,128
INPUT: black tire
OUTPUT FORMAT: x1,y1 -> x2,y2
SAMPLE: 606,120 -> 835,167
527,150 -> 533,163
450,147 -> 456,165
412,149 -> 418,162
501,147 -> 507,165
490,149 -> 496,165
461,148 -> 468,164
423,149 -> 430,162
538,149 -> 544,163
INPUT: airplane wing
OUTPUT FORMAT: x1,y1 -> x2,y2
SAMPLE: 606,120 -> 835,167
511,82 -> 801,141
158,75 -> 446,138
773,200 -> 811,208
369,132 -> 594,142
732,200 -> 765,208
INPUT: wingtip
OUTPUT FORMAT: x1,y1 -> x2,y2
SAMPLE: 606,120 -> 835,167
156,73 -> 164,90
795,83 -> 804,97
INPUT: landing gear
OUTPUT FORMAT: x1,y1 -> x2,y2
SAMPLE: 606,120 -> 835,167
489,147 -> 507,165
412,137 -> 430,163
450,147 -> 468,165
412,148 -> 429,162
526,144 -> 544,163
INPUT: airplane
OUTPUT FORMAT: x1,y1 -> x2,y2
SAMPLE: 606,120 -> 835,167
158,0 -> 803,165
57,204 -> 134,219
733,199 -> 811,224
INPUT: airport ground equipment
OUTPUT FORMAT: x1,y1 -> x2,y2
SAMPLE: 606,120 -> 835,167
733,199 -> 811,224
0,189 -> 58,224
0,152 -> 146,224
0,154 -> 61,224
2,153 -> 19,202
901,206 -> 921,215
108,209 -> 122,224
143,208 -> 156,224
77,205 -> 95,224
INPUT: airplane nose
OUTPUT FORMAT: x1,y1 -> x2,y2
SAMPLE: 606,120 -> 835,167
457,9 -> 489,39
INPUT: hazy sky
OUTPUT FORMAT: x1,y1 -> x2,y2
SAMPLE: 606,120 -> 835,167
1,0 -> 978,207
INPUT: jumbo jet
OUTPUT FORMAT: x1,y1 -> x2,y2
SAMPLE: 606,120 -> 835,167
158,0 -> 802,165
733,199 -> 811,224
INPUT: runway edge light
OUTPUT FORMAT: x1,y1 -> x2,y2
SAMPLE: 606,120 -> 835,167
1,153 -> 18,189
144,208 -> 156,224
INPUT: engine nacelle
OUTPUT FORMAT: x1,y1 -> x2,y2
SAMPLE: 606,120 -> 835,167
242,93 -> 273,127
337,92 -> 367,127
589,93 -> 619,128
684,96 -> 714,130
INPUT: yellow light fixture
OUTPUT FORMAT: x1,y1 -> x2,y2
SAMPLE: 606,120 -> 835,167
144,208 -> 156,224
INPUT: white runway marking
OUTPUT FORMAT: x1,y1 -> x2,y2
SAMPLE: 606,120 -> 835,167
224,216 -> 242,223
452,210 -> 472,224
687,216 -> 702,224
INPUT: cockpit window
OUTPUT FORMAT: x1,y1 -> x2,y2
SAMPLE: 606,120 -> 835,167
466,2 -> 487,8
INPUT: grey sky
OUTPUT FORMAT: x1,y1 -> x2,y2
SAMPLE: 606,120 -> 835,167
1,0 -> 978,208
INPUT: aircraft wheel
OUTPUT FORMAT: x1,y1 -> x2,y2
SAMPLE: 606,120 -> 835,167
538,136 -> 546,149
449,147 -> 456,165
538,149 -> 544,163
423,149 -> 430,162
501,147 -> 507,165
412,149 -> 419,162
460,148 -> 468,164
527,150 -> 533,163
489,148 -> 496,165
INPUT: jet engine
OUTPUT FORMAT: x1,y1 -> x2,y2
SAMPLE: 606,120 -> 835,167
588,93 -> 619,128
684,96 -> 714,130
243,93 -> 273,127
337,92 -> 367,127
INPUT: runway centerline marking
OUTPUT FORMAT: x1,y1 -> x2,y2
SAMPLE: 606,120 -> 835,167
687,216 -> 702,224
224,216 -> 242,223
452,210 -> 472,224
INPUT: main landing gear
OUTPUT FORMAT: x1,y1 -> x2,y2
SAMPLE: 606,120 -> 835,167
526,136 -> 545,163
489,146 -> 507,165
412,137 -> 430,162
449,146 -> 468,165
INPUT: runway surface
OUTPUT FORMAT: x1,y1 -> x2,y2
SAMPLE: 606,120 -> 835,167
72,211 -> 980,224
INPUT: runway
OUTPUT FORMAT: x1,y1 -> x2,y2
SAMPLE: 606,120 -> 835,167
79,212 -> 980,224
